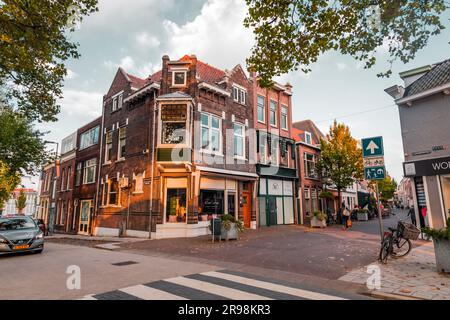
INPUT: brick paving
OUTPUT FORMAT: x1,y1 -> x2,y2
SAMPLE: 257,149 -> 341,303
339,242 -> 450,300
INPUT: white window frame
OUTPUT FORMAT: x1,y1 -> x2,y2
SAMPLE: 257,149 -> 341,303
200,112 -> 222,155
118,127 -> 126,161
105,131 -> 113,164
270,139 -> 279,166
171,69 -> 187,87
159,103 -> 190,148
232,85 -> 247,105
82,158 -> 97,185
305,131 -> 313,145
304,152 -> 318,179
234,123 -> 246,160
66,166 -> 71,190
257,95 -> 266,123
270,100 -> 278,127
281,105 -> 288,130
80,126 -> 100,150
259,135 -> 268,164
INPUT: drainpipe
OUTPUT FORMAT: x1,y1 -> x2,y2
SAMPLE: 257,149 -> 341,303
92,100 -> 106,236
148,90 -> 158,239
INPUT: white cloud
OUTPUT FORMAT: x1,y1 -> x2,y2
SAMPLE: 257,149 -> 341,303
163,0 -> 254,69
65,69 -> 78,80
337,62 -> 348,71
103,56 -> 156,78
59,90 -> 103,118
136,32 -> 161,49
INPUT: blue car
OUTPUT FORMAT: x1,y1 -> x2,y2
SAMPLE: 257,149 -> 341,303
0,215 -> 44,255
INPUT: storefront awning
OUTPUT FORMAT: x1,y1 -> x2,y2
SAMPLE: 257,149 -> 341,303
196,166 -> 259,181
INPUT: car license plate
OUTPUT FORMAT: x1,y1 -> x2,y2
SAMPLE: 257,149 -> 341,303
13,245 -> 30,250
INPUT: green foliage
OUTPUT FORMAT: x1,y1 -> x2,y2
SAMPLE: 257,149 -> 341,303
0,0 -> 98,122
319,191 -> 333,200
313,210 -> 327,222
316,121 -> 364,199
15,189 -> 27,213
423,218 -> 450,241
0,161 -> 20,205
0,104 -> 48,175
221,214 -> 245,233
244,0 -> 448,86
377,176 -> 397,203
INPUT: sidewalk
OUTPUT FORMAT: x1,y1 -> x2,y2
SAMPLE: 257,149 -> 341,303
46,234 -> 148,250
339,242 -> 450,300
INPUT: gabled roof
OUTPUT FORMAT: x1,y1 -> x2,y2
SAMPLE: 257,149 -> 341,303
292,120 -> 325,145
404,59 -> 450,97
149,55 -> 226,85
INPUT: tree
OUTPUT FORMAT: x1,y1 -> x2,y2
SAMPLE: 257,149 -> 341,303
15,189 -> 27,215
316,121 -> 364,209
376,176 -> 398,203
0,0 -> 98,122
0,160 -> 20,208
0,104 -> 48,175
244,0 -> 448,86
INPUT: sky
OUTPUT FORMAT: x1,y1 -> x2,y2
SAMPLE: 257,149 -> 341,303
26,0 -> 450,188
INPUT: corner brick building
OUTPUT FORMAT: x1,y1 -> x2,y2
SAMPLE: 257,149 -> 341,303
38,54 -> 298,238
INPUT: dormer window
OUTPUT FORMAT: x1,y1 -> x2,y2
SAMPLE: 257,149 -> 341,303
172,70 -> 187,87
305,132 -> 312,145
232,85 -> 246,105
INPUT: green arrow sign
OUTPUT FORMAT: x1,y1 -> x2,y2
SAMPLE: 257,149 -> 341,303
364,166 -> 386,181
362,137 -> 384,158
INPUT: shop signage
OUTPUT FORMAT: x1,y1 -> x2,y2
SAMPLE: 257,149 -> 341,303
404,155 -> 450,177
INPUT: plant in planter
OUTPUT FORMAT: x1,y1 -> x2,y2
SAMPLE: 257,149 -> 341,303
220,214 -> 244,241
311,211 -> 327,228
168,212 -> 177,223
423,218 -> 450,274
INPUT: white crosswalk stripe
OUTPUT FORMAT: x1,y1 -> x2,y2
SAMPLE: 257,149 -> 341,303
81,270 -> 349,300
201,271 -> 347,300
120,284 -> 187,300
164,276 -> 272,300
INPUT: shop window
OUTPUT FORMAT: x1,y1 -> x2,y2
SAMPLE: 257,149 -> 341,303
440,175 -> 450,219
200,190 -> 224,215
270,138 -> 279,166
259,134 -> 268,164
161,105 -> 187,145
166,189 -> 187,223
228,194 -> 236,216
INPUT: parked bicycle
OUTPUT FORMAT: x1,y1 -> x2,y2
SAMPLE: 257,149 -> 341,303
379,220 -> 421,264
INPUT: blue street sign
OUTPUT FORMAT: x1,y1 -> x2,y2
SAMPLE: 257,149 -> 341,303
364,166 -> 386,181
362,136 -> 384,158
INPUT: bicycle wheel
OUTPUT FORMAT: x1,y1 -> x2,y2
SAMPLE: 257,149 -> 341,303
379,238 -> 391,264
391,238 -> 412,258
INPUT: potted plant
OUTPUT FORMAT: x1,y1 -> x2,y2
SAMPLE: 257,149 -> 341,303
423,218 -> 450,274
220,214 -> 244,241
311,211 -> 327,228
357,208 -> 369,221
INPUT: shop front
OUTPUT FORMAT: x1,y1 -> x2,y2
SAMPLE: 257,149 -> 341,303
404,155 -> 450,229
258,178 -> 295,227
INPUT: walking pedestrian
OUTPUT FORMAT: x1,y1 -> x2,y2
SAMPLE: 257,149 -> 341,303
407,206 -> 417,226
342,206 -> 351,231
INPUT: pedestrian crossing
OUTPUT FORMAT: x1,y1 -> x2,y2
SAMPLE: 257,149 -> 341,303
81,270 -> 352,301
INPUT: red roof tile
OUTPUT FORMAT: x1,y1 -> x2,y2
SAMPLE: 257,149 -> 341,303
127,73 -> 148,88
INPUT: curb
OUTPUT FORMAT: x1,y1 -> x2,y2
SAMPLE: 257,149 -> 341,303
367,291 -> 425,300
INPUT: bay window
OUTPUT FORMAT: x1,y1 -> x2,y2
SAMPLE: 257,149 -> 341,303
80,126 -> 100,150
161,104 -> 187,145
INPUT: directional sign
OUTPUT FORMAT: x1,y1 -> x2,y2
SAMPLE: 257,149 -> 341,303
362,137 -> 384,158
363,157 -> 385,168
364,166 -> 386,181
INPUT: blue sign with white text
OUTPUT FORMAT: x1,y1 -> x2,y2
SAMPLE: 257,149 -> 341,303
365,166 -> 386,181
362,137 -> 384,158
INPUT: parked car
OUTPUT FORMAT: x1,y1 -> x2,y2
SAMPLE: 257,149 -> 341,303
34,218 -> 47,236
0,216 -> 44,255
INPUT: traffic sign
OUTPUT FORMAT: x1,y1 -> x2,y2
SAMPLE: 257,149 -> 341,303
364,166 -> 386,180
362,136 -> 384,158
363,157 -> 385,168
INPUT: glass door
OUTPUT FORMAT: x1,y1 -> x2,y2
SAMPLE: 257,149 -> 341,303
79,200 -> 92,235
